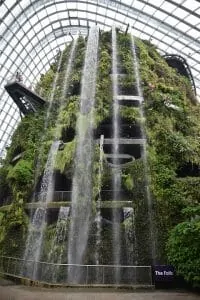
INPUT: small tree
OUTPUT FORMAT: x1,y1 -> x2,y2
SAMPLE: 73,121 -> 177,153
167,206 -> 200,287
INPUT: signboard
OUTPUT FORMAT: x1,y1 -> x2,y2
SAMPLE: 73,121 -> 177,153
152,265 -> 175,283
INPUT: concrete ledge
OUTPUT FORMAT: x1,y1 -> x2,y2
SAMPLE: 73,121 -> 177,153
97,138 -> 145,145
0,273 -> 154,290
25,201 -> 133,210
25,201 -> 71,209
116,95 -> 143,102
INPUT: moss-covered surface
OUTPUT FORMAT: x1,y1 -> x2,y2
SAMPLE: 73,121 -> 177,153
0,30 -> 199,286
135,39 -> 200,265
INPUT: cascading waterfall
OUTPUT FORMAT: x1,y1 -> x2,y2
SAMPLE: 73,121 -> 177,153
32,52 -> 64,207
95,134 -> 104,280
43,39 -> 77,281
123,207 -> 135,265
67,26 -> 99,284
46,51 -> 64,123
22,47 -> 73,280
22,140 -> 59,279
131,36 -> 156,263
111,26 -> 121,282
46,206 -> 70,282
54,38 -> 78,138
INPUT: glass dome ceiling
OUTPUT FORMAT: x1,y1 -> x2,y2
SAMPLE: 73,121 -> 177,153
0,0 -> 200,157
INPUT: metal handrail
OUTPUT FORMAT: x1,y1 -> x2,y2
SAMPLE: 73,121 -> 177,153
0,255 -> 153,286
0,255 -> 151,268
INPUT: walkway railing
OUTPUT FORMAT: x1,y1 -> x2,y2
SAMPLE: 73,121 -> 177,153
0,256 -> 153,286
33,191 -> 72,202
33,190 -> 131,203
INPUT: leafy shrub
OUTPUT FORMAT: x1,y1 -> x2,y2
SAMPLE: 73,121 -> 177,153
167,210 -> 200,287
7,160 -> 33,189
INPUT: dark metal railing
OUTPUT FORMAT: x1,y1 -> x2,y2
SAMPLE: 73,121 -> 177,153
33,191 -> 72,202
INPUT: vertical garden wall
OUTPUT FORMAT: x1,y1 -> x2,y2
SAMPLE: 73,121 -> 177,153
0,30 -> 199,286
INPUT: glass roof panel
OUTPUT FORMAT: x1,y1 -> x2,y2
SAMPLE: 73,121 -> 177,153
173,7 -> 189,18
184,14 -> 200,25
4,1 -> 14,10
143,5 -> 157,15
182,0 -> 200,10
0,0 -> 200,157
164,15 -> 178,26
134,0 -> 146,10
0,4 -> 7,16
10,4 -> 21,17
187,28 -> 200,38
175,22 -> 191,32
66,2 -> 77,9
161,2 -> 177,13
153,10 -> 171,20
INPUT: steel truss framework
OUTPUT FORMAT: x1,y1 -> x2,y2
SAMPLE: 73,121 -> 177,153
0,0 -> 200,157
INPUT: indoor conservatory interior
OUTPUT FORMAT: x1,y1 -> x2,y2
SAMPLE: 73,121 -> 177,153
0,0 -> 199,289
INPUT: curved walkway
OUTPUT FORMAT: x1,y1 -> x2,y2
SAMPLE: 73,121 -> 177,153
0,281 -> 199,300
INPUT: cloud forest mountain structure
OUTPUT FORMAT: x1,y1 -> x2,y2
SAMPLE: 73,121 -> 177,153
0,30 -> 199,286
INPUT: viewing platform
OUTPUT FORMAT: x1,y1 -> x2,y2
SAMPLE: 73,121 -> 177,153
163,54 -> 196,98
4,81 -> 47,115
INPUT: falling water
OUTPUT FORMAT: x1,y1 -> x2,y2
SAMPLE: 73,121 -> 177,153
22,141 -> 59,279
67,26 -> 99,283
46,51 -> 64,121
42,39 -> 78,281
131,36 -> 156,263
111,26 -> 121,282
54,38 -> 78,138
33,51 -> 64,205
46,206 -> 70,282
95,134 -> 104,280
22,43 -> 76,279
43,39 -> 77,272
123,207 -> 135,264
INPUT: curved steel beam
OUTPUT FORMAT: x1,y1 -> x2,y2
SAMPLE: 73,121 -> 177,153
0,0 -> 200,156
1,15 -> 200,107
1,0 -> 199,48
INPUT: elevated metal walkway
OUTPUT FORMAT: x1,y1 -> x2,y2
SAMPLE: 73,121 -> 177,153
4,81 -> 47,115
163,54 -> 197,99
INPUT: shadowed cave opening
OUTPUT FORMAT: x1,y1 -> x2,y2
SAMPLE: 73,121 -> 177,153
54,171 -> 72,191
119,83 -> 138,95
103,143 -> 142,160
176,162 -> 200,177
101,208 -> 124,223
61,127 -> 75,143
95,117 -> 142,139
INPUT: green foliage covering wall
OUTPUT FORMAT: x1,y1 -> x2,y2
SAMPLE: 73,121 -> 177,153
136,39 -> 200,272
0,30 -> 199,286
